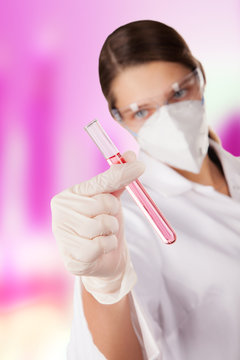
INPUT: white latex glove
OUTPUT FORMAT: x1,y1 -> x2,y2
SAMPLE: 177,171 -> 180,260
51,151 -> 145,304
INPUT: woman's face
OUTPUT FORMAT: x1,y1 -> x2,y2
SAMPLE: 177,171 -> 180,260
110,61 -> 202,133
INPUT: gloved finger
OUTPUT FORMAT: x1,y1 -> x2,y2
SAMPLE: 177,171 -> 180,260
61,237 -> 117,276
91,193 -> 121,215
56,233 -> 118,275
54,212 -> 119,240
51,191 -> 121,218
122,150 -> 137,163
73,160 -> 145,196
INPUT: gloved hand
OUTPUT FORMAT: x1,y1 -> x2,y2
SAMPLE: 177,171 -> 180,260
51,151 -> 145,304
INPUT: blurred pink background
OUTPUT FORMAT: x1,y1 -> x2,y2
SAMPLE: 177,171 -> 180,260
0,0 -> 239,359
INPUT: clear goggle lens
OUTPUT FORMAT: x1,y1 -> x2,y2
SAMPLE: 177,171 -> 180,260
111,68 -> 204,126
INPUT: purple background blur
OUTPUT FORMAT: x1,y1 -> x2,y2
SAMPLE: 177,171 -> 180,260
0,1 -> 239,359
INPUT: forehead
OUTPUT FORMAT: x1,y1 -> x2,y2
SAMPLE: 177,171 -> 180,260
111,61 -> 191,109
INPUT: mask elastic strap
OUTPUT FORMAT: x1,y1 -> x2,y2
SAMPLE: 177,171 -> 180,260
124,125 -> 138,138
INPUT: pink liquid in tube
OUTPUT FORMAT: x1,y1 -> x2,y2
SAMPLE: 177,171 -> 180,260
84,120 -> 176,244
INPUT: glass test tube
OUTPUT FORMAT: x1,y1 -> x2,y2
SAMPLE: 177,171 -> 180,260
84,119 -> 176,244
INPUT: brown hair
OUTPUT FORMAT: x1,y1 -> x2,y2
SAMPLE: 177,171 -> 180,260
98,20 -> 206,110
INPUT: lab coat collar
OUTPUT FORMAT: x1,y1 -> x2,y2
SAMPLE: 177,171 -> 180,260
138,139 -> 240,200
208,138 -> 240,201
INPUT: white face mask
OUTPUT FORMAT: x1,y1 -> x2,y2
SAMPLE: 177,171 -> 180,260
137,100 -> 209,173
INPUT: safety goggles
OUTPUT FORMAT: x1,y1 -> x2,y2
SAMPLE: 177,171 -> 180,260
111,67 -> 204,127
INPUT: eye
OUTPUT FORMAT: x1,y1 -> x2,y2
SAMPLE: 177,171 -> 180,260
111,109 -> 122,122
172,88 -> 187,100
134,109 -> 149,120
134,107 -> 157,121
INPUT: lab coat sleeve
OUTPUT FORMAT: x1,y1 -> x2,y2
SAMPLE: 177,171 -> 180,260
67,276 -> 162,360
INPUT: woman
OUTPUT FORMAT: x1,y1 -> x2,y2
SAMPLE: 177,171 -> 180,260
51,20 -> 240,360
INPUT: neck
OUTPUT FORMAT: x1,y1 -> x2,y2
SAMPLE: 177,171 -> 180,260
171,155 -> 231,196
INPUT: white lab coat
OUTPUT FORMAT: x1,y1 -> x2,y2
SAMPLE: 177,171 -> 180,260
67,138 -> 240,360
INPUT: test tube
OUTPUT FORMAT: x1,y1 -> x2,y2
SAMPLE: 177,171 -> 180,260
84,119 -> 176,244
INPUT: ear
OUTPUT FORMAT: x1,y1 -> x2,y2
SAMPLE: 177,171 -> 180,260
208,126 -> 221,145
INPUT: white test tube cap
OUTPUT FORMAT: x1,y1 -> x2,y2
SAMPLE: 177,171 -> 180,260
84,119 -> 119,159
